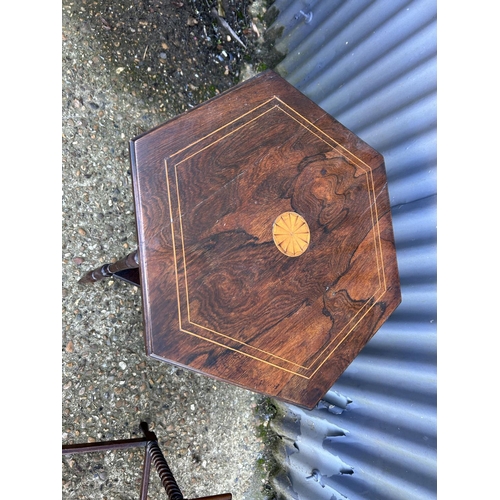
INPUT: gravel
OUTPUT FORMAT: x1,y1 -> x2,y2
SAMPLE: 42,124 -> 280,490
61,1 -> 284,498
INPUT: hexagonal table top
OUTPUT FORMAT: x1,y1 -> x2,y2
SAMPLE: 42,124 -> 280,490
129,70 -> 401,409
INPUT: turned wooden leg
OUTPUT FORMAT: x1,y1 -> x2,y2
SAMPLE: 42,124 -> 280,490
79,250 -> 139,284
147,440 -> 184,500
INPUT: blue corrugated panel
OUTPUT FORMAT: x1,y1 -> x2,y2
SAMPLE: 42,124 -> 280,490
266,1 -> 437,498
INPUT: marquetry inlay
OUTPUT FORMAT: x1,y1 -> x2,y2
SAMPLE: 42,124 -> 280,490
272,212 -> 310,257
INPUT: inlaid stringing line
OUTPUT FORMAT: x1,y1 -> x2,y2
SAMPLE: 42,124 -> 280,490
170,97 -> 276,158
310,288 -> 389,378
369,168 -> 387,290
178,327 -> 309,378
274,96 -> 374,171
188,320 -> 307,374
164,159 -> 184,333
174,161 -> 192,324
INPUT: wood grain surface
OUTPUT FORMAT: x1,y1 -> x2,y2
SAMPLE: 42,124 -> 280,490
130,70 -> 401,409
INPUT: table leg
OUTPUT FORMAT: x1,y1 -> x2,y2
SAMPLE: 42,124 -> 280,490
79,250 -> 139,284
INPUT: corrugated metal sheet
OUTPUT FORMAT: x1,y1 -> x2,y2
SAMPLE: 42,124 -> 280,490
265,1 -> 437,498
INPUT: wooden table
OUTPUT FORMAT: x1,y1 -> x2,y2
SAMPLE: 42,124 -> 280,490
83,71 -> 401,410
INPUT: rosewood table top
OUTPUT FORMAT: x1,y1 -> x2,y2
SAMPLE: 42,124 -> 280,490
129,70 -> 401,409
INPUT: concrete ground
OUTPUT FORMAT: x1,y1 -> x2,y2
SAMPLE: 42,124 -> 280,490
61,1 -> 282,498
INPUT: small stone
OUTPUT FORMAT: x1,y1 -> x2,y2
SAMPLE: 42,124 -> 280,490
65,341 -> 74,353
73,257 -> 84,265
77,228 -> 86,236
119,361 -> 127,370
